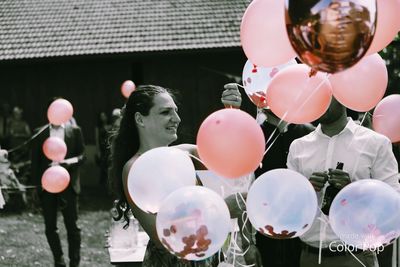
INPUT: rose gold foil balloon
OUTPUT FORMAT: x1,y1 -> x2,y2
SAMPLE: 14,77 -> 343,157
286,0 -> 377,73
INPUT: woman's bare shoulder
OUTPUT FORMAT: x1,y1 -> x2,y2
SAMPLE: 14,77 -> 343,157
173,144 -> 197,154
122,155 -> 139,178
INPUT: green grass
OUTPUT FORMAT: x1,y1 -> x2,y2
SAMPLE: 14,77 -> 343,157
0,187 -> 113,267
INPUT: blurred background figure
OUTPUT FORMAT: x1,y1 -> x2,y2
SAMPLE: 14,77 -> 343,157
110,108 -> 122,131
95,111 -> 111,186
6,106 -> 31,162
0,103 -> 11,148
0,148 -> 26,209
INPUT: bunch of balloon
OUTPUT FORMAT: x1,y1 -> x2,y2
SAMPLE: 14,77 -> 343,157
42,98 -> 74,193
121,80 -> 136,98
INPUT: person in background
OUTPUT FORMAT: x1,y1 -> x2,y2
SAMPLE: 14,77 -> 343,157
30,99 -> 85,267
111,108 -> 122,131
6,106 -> 31,161
95,112 -> 111,186
222,83 -> 314,267
287,97 -> 400,267
0,103 -> 11,148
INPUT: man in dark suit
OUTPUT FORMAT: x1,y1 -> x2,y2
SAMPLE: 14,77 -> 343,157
31,120 -> 85,267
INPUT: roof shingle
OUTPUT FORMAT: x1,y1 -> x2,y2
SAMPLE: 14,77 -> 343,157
0,0 -> 248,60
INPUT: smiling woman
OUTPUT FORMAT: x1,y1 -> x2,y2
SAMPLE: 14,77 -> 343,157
108,85 -> 219,267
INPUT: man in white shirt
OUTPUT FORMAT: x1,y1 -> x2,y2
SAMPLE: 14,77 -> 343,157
287,97 -> 400,267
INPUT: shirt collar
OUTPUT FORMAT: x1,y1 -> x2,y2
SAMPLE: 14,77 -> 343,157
315,117 -> 357,137
50,124 -> 65,130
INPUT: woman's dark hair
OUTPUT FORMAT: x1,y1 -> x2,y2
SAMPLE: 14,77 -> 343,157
108,85 -> 174,227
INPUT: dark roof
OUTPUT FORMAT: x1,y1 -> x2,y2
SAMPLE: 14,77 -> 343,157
0,0 -> 247,61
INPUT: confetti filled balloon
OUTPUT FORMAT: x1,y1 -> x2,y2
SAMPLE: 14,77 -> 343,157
330,180 -> 400,249
286,0 -> 377,73
156,186 -> 231,260
242,59 -> 297,108
247,169 -> 318,239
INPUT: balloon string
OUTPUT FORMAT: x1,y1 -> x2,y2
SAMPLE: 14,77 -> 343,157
228,191 -> 256,267
293,72 -> 332,118
347,250 -> 367,267
188,153 -> 205,166
218,248 -> 223,265
235,83 -> 245,89
262,72 -> 331,156
233,229 -> 236,265
263,131 -> 281,157
8,124 -> 50,153
234,192 -> 252,246
255,108 -> 264,125
359,111 -> 371,127
278,72 -> 332,126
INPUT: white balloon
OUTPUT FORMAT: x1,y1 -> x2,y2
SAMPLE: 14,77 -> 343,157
247,169 -> 317,238
242,59 -> 297,108
156,186 -> 231,261
127,147 -> 197,213
330,179 -> 400,250
196,170 -> 254,198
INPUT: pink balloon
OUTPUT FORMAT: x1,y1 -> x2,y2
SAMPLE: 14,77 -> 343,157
47,99 -> 74,126
121,80 -> 136,98
373,94 -> 400,143
41,166 -> 70,193
329,53 -> 387,112
367,0 -> 400,54
197,109 -> 265,178
266,64 -> 332,124
240,0 -> 296,67
42,137 -> 67,161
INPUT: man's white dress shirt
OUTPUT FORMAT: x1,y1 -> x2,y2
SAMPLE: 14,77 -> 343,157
287,118 -> 400,248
